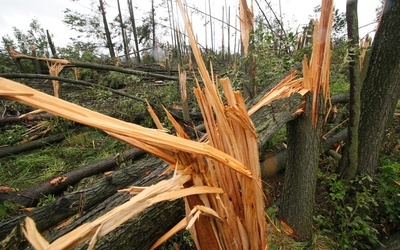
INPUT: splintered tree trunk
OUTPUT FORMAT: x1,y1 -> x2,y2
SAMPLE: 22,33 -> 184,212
99,0 -> 116,59
278,94 -> 321,241
358,0 -> 400,174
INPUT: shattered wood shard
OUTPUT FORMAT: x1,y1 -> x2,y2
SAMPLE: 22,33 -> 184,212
0,0 -> 315,249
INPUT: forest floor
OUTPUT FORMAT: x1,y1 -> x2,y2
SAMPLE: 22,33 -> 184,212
1,71 -> 400,249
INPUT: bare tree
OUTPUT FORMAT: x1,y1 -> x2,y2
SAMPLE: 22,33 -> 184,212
99,0 -> 116,59
127,0 -> 141,63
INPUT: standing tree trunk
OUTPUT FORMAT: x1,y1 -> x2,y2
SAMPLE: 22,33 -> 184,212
278,94 -> 322,240
99,0 -> 116,59
277,0 -> 333,240
338,0 -> 361,180
46,30 -> 57,58
117,0 -> 130,62
151,0 -> 156,50
127,0 -> 141,63
208,0 -> 214,53
358,0 -> 400,174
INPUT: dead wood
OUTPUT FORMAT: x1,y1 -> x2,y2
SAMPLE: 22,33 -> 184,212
65,61 -> 183,81
0,73 -> 146,104
0,148 -> 145,207
0,94 -> 304,248
0,133 -> 66,158
0,155 -> 165,243
331,93 -> 350,105
261,128 -> 348,179
9,50 -> 183,81
0,113 -> 54,125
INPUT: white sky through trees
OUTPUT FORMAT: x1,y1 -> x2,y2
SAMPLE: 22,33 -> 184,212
0,0 -> 380,52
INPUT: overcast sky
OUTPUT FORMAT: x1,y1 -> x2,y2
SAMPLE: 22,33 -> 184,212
0,0 -> 381,50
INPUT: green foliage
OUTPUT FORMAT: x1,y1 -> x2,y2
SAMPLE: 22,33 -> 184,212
0,128 -> 128,190
37,194 -> 56,207
315,161 -> 400,249
1,19 -> 50,73
315,172 -> 380,249
11,19 -> 49,56
0,124 -> 29,146
251,25 -> 301,90
376,160 -> 400,224
98,71 -> 140,89
63,8 -> 102,41
0,200 -> 21,220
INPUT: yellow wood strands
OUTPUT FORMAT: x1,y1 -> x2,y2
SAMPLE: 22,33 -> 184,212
177,0 -> 267,248
302,0 -> 333,126
239,0 -> 254,56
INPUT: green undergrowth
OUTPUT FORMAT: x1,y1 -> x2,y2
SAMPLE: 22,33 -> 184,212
314,158 -> 400,249
0,127 -> 128,190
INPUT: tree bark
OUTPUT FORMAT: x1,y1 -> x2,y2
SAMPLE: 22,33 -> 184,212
261,128 -> 348,179
127,0 -> 141,63
0,148 -> 144,207
0,113 -> 54,125
0,73 -> 147,103
338,0 -> 362,181
0,77 -> 307,248
99,0 -> 116,59
358,0 -> 400,174
278,94 -> 321,241
0,133 -> 66,158
117,0 -> 130,62
151,0 -> 156,50
46,30 -> 57,58
0,156 -> 166,242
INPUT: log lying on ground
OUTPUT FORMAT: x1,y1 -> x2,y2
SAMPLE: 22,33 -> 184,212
0,156 -> 166,243
261,128 -> 348,179
0,93 -> 304,247
8,50 -> 184,81
0,133 -> 66,158
0,73 -> 146,103
0,148 -> 145,207
0,113 -> 54,125
48,172 -> 184,250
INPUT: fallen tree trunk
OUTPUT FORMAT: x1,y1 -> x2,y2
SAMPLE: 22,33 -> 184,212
0,156 -> 167,243
0,133 -> 66,158
0,113 -> 54,125
0,73 -> 147,104
0,148 -> 145,207
261,128 -> 348,179
8,51 -> 183,81
0,93 -> 304,248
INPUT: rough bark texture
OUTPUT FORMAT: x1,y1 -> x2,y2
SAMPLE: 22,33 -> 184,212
0,113 -> 54,125
0,85 -> 305,248
378,231 -> 400,250
338,0 -> 362,180
128,0 -> 141,63
0,133 -> 66,158
0,156 -> 165,242
261,128 -> 348,179
252,93 -> 302,150
99,0 -> 116,59
278,94 -> 321,240
358,0 -> 400,174
0,148 -> 144,207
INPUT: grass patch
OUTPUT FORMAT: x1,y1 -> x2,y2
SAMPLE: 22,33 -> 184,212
0,127 -> 129,190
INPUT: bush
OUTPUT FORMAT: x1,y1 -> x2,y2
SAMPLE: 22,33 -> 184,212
315,161 -> 400,249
